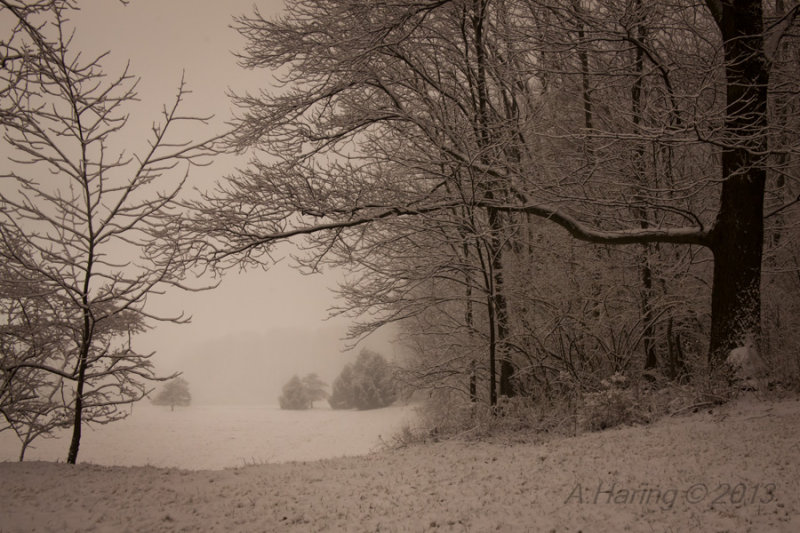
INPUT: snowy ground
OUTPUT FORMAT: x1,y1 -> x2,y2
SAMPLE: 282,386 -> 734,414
1,395 -> 799,532
0,403 -> 416,469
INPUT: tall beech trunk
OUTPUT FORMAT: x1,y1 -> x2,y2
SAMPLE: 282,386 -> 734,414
706,0 -> 768,364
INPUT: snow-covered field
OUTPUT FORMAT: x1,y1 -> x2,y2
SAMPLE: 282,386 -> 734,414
0,403 -> 416,469
1,395 -> 799,532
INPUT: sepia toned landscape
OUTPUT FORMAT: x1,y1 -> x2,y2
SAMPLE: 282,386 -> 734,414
2,0 -> 800,531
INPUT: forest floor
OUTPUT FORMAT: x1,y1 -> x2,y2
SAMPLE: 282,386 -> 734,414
1,393 -> 798,532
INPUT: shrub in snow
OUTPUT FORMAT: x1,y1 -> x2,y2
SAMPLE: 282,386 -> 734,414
726,342 -> 768,390
409,388 -> 580,443
581,373 -> 645,431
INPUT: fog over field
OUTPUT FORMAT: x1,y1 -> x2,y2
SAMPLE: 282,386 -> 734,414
146,304 -> 401,406
0,403 -> 416,469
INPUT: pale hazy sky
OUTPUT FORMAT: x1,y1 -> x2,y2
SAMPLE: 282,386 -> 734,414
60,0 -> 400,403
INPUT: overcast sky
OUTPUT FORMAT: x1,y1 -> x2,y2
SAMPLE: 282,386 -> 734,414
61,0 -> 401,404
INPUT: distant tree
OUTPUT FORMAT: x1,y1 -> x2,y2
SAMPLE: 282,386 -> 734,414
329,350 -> 397,410
278,373 -> 329,410
151,378 -> 192,411
328,364 -> 355,410
279,375 -> 308,410
301,373 -> 328,407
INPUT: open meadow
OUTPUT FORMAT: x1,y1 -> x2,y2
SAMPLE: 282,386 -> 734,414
0,403 -> 416,469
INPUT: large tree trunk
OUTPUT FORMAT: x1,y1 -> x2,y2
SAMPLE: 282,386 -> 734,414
708,180 -> 765,363
706,0 -> 768,365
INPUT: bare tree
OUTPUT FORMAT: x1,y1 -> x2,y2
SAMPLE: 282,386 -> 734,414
178,0 -> 799,404
0,2 -> 220,463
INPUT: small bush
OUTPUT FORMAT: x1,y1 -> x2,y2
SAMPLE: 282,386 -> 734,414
410,389 -> 579,445
404,365 -> 749,447
580,373 -> 641,431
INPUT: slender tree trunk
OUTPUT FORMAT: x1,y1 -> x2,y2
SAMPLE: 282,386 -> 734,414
629,1 -> 658,371
640,261 -> 657,369
67,322 -> 91,464
469,360 -> 478,402
487,290 -> 497,406
19,434 -> 30,462
67,115 -> 96,464
471,0 -> 514,399
494,259 -> 514,397
66,354 -> 87,464
487,208 -> 515,398
473,231 -> 498,405
572,0 -> 594,161
706,0 -> 768,364
68,258 -> 94,464
666,317 -> 688,380
463,241 -> 478,403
